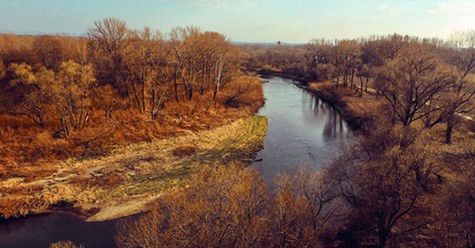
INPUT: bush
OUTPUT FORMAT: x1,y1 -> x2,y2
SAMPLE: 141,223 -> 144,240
116,164 -> 270,248
49,241 -> 84,248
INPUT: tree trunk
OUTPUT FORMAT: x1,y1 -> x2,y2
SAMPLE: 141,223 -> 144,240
445,114 -> 454,144
424,114 -> 431,128
378,228 -> 389,248
174,68 -> 180,102
350,68 -> 355,88
141,80 -> 146,113
151,87 -> 166,120
359,76 -> 364,97
132,81 -> 143,113
105,108 -> 113,122
213,57 -> 224,100
151,87 -> 158,120
61,116 -> 70,138
184,82 -> 193,100
201,65 -> 206,95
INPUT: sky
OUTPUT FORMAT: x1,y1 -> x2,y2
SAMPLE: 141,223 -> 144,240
0,0 -> 474,43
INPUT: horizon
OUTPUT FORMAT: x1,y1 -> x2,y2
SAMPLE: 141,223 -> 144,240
1,0 -> 474,43
1,32 -> 449,46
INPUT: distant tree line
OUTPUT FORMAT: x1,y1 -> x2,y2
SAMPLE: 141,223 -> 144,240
244,33 -> 475,144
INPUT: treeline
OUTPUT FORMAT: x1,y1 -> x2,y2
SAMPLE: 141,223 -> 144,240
0,18 -> 262,166
245,33 -> 475,143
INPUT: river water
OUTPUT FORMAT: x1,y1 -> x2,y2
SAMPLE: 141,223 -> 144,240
0,213 -> 119,248
252,77 -> 352,181
0,77 -> 352,248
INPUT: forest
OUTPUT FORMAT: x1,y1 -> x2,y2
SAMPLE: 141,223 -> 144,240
0,18 -> 263,171
0,18 -> 474,248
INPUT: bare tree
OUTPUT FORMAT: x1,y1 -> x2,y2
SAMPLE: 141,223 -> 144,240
375,44 -> 452,126
53,61 -> 96,136
32,35 -> 65,69
123,27 -> 164,113
87,18 -> 131,96
443,32 -> 475,143
169,27 -> 189,102
116,165 -> 271,248
273,167 -> 340,247
88,18 -> 130,65
331,127 -> 442,247
92,85 -> 125,122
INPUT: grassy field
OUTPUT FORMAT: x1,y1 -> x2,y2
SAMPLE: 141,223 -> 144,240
0,116 -> 268,221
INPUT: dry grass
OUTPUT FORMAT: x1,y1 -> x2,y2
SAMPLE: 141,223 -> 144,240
0,116 -> 268,220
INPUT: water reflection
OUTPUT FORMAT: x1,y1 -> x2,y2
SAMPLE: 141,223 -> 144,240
252,77 -> 352,182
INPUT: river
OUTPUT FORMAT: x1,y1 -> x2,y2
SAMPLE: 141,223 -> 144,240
252,77 -> 352,181
0,76 -> 352,248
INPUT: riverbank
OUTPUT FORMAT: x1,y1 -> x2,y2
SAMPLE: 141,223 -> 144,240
306,80 -> 475,170
252,67 -> 308,85
256,69 -> 474,139
255,69 -> 370,130
305,82 -> 375,130
0,116 -> 268,221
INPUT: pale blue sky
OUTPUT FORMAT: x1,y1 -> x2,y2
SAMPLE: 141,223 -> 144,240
0,0 -> 474,43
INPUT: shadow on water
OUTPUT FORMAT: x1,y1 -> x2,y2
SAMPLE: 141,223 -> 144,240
0,212 -> 139,248
0,77 -> 352,248
252,77 -> 352,182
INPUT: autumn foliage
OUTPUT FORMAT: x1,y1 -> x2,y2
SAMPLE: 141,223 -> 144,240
0,19 -> 263,175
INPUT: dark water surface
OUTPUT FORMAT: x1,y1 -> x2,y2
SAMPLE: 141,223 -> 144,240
252,77 -> 352,181
0,212 -> 120,248
0,77 -> 352,248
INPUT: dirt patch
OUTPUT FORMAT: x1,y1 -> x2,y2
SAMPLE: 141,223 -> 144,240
172,146 -> 197,157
